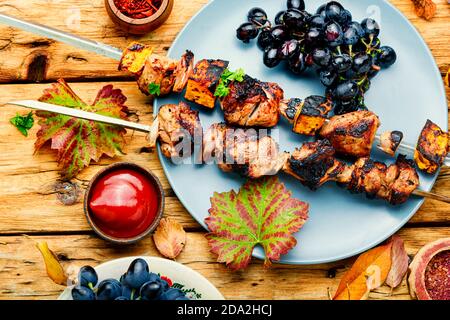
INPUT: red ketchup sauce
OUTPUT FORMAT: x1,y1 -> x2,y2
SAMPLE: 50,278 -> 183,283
88,169 -> 159,239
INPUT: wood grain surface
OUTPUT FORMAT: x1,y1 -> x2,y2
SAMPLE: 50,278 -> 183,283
0,0 -> 449,300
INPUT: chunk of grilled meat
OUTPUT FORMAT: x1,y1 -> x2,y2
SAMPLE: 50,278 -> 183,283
280,96 -> 333,136
283,139 -> 345,190
203,123 -> 289,178
338,155 -> 419,205
281,139 -> 419,205
414,120 -> 449,174
185,59 -> 229,108
220,75 -> 284,128
319,111 -> 380,158
136,50 -> 194,98
118,42 -> 154,74
377,131 -> 404,156
155,102 -> 202,159
173,51 -> 195,93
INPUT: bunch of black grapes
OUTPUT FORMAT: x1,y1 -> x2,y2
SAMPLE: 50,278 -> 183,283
72,259 -> 189,300
236,1 -> 397,115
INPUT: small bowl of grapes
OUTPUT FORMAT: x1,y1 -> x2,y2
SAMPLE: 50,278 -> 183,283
58,257 -> 224,300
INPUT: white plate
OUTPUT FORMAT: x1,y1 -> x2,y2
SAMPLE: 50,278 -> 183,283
58,256 -> 224,300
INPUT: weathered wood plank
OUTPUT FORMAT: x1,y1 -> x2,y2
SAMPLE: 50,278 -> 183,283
0,0 -> 207,82
0,227 -> 448,300
0,0 -> 448,82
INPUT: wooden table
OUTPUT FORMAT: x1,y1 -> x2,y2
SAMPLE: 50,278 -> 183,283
0,0 -> 448,300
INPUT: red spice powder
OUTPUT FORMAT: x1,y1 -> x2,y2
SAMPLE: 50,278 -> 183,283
424,250 -> 450,300
114,0 -> 163,19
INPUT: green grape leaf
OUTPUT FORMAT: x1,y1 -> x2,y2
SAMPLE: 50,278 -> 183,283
205,176 -> 309,270
35,79 -> 129,180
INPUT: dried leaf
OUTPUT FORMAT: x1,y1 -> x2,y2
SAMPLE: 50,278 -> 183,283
205,176 -> 309,270
36,241 -> 67,286
333,241 -> 393,300
412,0 -> 437,20
154,218 -> 186,259
35,79 -> 129,179
386,235 -> 409,288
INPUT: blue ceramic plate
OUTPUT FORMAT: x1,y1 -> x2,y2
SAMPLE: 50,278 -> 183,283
155,0 -> 447,264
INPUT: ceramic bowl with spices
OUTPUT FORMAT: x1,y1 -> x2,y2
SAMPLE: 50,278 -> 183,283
106,0 -> 174,35
84,162 -> 164,244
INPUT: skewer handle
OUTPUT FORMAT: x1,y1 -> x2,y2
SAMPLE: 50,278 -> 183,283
412,189 -> 450,204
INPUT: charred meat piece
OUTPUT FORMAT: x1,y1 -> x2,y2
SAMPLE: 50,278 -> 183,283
377,131 -> 404,156
220,75 -> 284,128
414,120 -> 449,174
137,54 -> 177,97
281,139 -> 419,204
390,155 -> 420,205
118,42 -> 154,74
346,158 -> 388,198
280,96 -> 333,136
283,139 -> 345,190
137,50 -> 194,98
203,123 -> 288,178
156,102 -> 202,160
344,155 -> 419,205
173,51 -> 195,93
185,59 -> 229,108
319,111 -> 380,158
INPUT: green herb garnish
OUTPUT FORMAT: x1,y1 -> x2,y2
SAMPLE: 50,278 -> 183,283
10,112 -> 34,137
214,68 -> 245,98
148,83 -> 161,96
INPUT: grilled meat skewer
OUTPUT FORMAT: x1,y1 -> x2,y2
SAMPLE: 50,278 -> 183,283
119,44 -> 449,173
280,99 -> 403,158
202,128 -> 420,205
282,139 -> 420,205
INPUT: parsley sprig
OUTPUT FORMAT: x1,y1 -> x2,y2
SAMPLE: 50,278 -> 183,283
148,83 -> 161,96
214,68 -> 246,98
10,112 -> 34,137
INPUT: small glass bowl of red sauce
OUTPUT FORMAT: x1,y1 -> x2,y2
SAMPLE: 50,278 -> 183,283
84,162 -> 164,244
105,0 -> 174,35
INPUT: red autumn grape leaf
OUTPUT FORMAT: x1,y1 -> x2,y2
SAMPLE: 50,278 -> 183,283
35,79 -> 129,179
205,176 -> 309,270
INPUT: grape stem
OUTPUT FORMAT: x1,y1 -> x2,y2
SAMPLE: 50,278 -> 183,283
357,76 -> 367,86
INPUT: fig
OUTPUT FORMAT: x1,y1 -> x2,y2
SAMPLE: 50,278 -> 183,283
408,238 -> 450,300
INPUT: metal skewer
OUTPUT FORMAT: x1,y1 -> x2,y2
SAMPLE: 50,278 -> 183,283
0,13 -> 122,60
5,100 -> 450,204
1,14 -> 449,166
